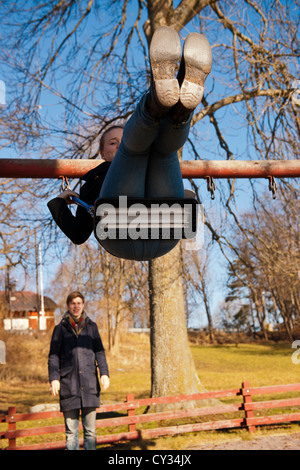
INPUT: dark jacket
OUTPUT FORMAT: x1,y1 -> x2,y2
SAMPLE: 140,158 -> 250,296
47,161 -> 111,244
48,313 -> 109,412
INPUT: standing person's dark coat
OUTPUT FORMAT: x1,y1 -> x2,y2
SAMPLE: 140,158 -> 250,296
48,312 -> 109,412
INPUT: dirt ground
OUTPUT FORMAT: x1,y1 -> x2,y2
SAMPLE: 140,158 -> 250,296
189,432 -> 300,450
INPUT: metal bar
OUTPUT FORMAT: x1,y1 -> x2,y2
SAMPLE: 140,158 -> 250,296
246,412 -> 300,426
1,158 -> 300,179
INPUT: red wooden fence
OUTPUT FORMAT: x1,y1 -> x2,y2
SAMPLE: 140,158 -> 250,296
1,381 -> 300,450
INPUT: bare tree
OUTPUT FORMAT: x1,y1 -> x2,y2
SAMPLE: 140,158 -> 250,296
224,192 -> 300,340
0,1 -> 299,400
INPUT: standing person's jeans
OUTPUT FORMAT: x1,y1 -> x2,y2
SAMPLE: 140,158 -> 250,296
99,93 -> 193,260
63,408 -> 97,450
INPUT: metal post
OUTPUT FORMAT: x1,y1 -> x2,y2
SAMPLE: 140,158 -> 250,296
242,381 -> 256,432
7,406 -> 17,449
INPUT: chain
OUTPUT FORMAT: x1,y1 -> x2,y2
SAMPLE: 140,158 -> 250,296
60,176 -> 70,191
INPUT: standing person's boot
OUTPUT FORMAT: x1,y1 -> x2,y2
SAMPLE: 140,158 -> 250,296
170,33 -> 212,123
146,26 -> 181,119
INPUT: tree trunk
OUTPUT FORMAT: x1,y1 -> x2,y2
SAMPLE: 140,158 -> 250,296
148,243 -> 209,410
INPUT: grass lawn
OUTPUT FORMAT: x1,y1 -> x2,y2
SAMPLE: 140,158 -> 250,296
0,332 -> 299,449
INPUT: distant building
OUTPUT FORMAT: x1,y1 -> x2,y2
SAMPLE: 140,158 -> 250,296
0,291 -> 57,331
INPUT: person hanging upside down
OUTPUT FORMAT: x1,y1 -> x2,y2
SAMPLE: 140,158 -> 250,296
48,27 -> 212,261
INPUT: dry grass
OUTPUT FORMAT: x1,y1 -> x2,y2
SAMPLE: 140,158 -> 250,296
0,330 -> 299,449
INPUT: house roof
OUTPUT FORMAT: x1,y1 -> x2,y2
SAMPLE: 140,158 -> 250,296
0,291 -> 57,312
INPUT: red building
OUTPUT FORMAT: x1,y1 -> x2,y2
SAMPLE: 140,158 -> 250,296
0,291 -> 57,331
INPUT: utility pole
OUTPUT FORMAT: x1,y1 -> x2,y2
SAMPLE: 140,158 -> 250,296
38,243 -> 46,330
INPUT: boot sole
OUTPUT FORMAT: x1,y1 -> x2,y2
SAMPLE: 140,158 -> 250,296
150,27 -> 181,108
180,33 -> 212,110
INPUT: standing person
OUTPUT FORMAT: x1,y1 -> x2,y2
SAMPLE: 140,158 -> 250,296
48,26 -> 212,261
48,291 -> 109,450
